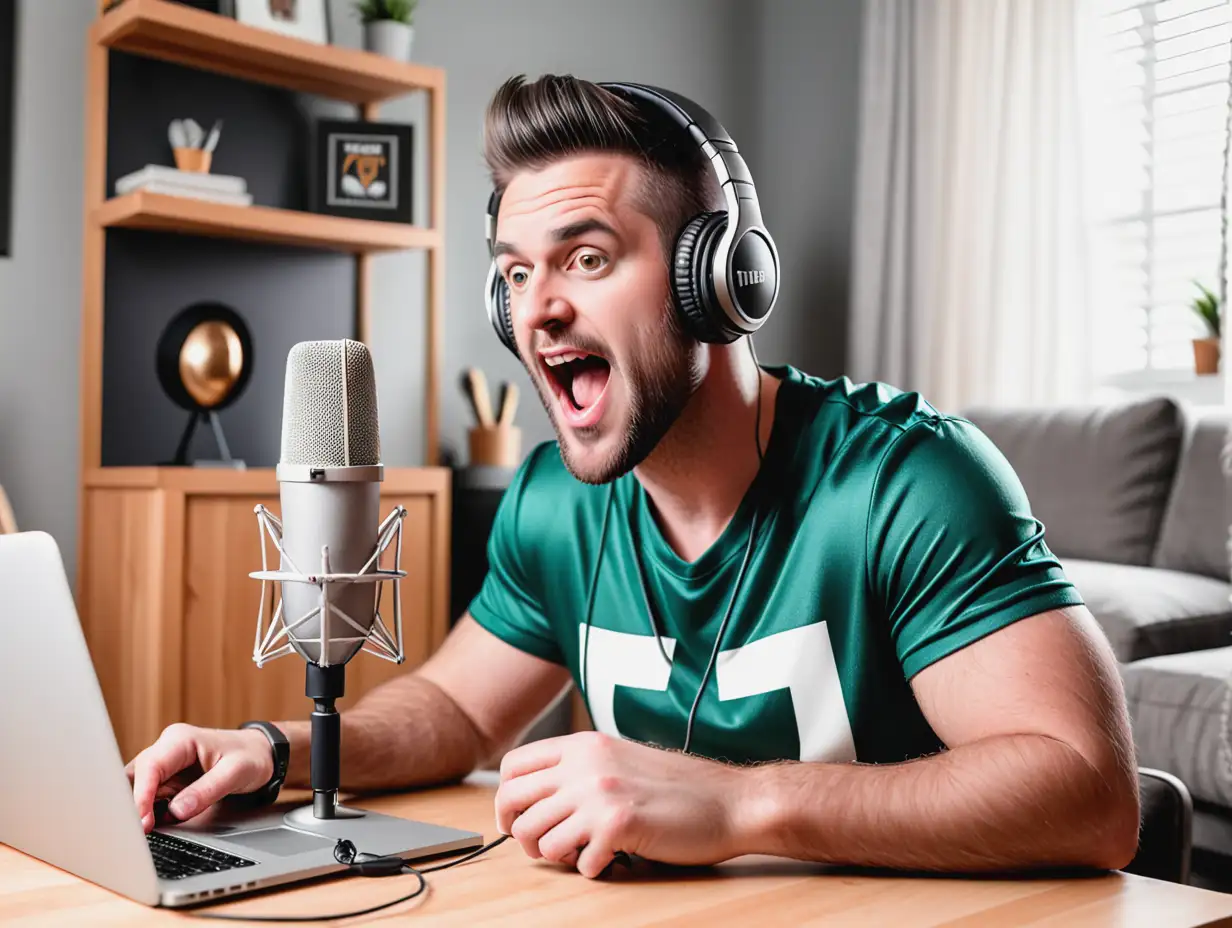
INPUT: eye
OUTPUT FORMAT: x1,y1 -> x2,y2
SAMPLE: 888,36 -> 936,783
573,251 -> 608,273
505,266 -> 530,289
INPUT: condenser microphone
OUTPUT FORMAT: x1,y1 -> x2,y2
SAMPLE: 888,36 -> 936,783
250,338 -> 408,821
276,339 -> 384,667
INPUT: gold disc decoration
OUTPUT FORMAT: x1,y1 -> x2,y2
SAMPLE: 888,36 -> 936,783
178,320 -> 244,409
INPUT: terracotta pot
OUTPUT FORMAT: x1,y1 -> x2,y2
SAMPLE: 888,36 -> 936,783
1193,336 -> 1221,374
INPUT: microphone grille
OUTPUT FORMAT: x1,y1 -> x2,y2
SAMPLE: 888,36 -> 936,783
280,339 -> 381,467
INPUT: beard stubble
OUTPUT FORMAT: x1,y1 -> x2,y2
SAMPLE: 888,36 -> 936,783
524,297 -> 698,485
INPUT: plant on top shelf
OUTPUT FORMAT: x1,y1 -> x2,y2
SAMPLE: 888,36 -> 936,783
354,0 -> 418,61
1190,279 -> 1222,375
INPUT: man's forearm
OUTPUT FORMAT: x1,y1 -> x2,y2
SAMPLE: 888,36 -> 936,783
276,672 -> 489,792
731,734 -> 1138,872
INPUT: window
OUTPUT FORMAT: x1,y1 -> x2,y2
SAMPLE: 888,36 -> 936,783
1085,0 -> 1231,377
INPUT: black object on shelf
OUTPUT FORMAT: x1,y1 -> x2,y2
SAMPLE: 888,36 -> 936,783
449,465 -> 517,626
450,464 -> 577,740
155,300 -> 253,467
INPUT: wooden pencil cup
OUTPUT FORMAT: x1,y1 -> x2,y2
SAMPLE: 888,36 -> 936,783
173,147 -> 212,173
469,426 -> 521,468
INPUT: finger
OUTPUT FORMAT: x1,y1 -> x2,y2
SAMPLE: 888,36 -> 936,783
494,766 -> 560,835
508,792 -> 575,861
498,737 -> 568,782
167,754 -> 249,822
535,806 -> 595,869
131,737 -> 196,831
575,824 -> 619,880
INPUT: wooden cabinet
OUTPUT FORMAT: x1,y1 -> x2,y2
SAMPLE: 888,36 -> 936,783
78,467 -> 450,762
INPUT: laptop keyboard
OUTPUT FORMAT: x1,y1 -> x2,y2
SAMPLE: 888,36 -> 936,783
147,831 -> 258,881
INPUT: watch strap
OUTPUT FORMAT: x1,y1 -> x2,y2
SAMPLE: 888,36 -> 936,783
237,720 -> 290,806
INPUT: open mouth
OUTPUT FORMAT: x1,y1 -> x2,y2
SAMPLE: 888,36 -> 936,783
541,349 -> 612,428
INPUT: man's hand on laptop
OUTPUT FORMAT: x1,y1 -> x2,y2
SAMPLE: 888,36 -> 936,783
125,724 -> 274,833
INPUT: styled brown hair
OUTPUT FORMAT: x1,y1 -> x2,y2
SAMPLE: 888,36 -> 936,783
483,74 -> 721,260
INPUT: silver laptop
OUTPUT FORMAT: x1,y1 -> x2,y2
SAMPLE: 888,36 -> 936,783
0,531 -> 482,907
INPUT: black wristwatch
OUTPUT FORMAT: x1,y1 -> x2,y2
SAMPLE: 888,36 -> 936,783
237,720 -> 290,807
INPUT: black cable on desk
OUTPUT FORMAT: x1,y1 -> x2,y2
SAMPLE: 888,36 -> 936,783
190,834 -> 510,923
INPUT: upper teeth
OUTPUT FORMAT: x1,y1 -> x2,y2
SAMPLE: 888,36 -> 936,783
544,351 -> 588,366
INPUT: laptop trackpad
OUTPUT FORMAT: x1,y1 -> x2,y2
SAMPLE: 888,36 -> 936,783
224,827 -> 337,857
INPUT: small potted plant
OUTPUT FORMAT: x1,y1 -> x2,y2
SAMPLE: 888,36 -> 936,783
1190,280 -> 1222,375
355,0 -> 417,61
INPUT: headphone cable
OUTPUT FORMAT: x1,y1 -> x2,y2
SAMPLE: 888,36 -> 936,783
580,335 -> 767,754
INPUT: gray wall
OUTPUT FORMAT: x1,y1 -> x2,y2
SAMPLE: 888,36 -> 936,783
743,0 -> 863,380
0,0 -> 864,582
0,2 -> 94,580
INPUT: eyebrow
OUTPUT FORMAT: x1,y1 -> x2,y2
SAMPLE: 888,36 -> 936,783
492,218 -> 619,260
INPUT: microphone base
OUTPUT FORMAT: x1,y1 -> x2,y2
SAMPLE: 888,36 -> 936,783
313,790 -> 364,820
279,805 -> 479,861
284,803 -> 366,829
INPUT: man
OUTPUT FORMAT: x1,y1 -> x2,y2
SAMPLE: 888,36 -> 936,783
127,74 -> 1140,880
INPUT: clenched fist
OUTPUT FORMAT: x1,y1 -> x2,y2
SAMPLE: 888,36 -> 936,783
494,731 -> 751,879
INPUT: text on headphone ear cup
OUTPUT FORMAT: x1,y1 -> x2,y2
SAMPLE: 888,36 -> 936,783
672,211 -> 736,345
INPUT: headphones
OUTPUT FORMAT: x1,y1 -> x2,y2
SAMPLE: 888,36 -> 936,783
484,81 -> 780,353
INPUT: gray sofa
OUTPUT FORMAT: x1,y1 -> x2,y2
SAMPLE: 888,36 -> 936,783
963,396 -> 1232,879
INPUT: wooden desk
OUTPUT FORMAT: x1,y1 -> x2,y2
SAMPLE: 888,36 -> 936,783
4,778 -> 1232,927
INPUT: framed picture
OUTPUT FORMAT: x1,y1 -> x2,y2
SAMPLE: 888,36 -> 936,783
0,0 -> 14,258
313,119 -> 414,224
233,0 -> 330,44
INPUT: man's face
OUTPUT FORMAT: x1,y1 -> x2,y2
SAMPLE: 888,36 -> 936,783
493,154 -> 699,484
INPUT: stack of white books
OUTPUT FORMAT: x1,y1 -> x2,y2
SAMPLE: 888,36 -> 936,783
114,165 -> 252,206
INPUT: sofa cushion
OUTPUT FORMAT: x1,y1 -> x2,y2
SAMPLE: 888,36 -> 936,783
962,397 -> 1182,566
1062,558 -> 1232,661
1154,410 -> 1232,581
1122,647 -> 1232,809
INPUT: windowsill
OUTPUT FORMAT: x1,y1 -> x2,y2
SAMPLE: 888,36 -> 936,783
1092,368 -> 1227,408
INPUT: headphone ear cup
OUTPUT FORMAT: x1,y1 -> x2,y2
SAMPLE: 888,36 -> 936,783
486,260 -> 518,356
672,211 -> 734,344
495,278 -> 516,354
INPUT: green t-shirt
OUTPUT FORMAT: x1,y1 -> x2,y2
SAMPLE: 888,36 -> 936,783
468,365 -> 1083,765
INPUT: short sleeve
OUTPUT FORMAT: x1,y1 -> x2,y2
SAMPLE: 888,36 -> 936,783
467,446 -> 566,665
867,416 -> 1084,680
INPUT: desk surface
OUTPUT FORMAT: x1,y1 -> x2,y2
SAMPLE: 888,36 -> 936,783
4,779 -> 1232,927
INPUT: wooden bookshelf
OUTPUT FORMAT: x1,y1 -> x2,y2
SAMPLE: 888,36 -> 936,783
78,1 -> 451,756
94,0 -> 443,103
97,191 -> 441,254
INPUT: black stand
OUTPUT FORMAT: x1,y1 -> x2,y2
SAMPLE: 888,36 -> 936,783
171,409 -> 235,466
306,663 -> 347,820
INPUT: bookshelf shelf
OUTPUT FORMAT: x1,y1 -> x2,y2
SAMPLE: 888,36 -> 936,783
95,0 -> 443,104
97,191 -> 441,254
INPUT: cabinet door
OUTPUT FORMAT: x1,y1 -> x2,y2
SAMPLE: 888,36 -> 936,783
183,492 -> 442,731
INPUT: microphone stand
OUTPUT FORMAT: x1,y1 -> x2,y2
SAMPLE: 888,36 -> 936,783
255,503 -> 478,854
306,663 -> 354,820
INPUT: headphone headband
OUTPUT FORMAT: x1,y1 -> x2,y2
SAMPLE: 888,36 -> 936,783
484,80 -> 779,351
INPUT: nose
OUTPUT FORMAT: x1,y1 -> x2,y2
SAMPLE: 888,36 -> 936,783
516,273 -> 575,339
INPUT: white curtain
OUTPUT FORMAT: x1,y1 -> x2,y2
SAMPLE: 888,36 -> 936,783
849,0 -> 1093,414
